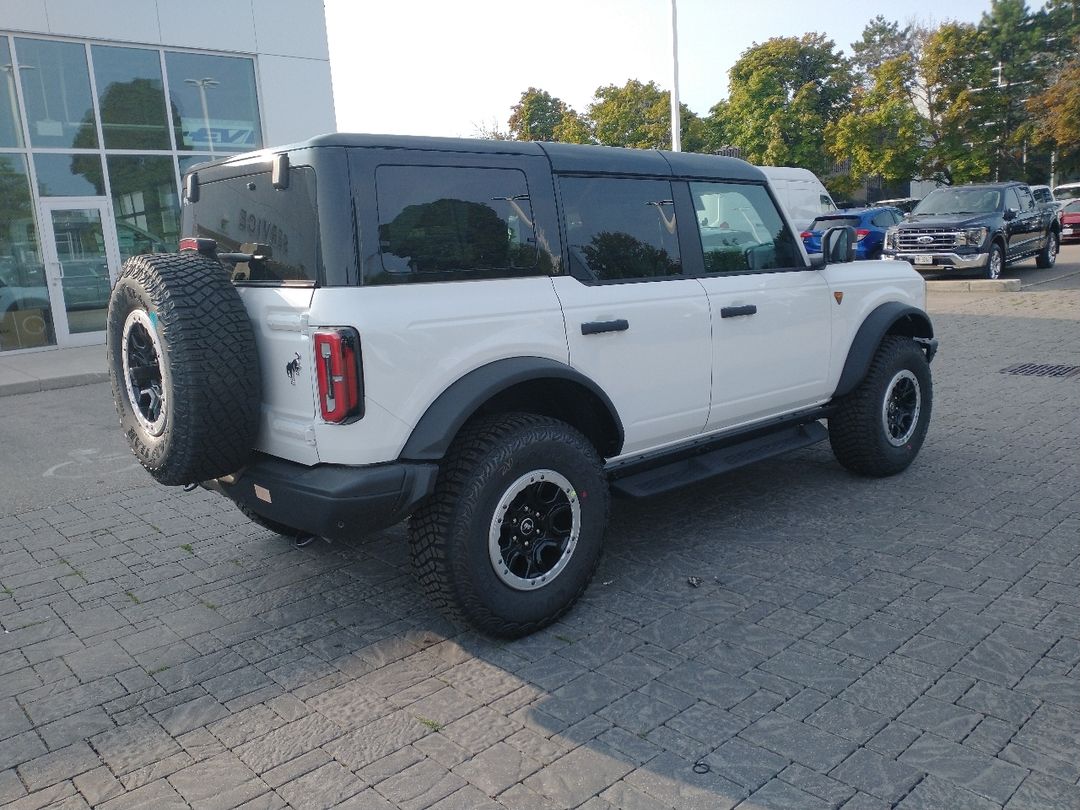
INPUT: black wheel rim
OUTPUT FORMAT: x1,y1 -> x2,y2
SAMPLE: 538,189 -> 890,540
121,309 -> 167,436
881,369 -> 921,447
488,470 -> 580,591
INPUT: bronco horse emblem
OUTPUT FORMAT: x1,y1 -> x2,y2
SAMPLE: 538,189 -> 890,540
285,352 -> 301,385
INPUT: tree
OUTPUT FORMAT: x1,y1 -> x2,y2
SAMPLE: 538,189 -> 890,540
851,16 -> 917,86
587,79 -> 705,151
918,22 -> 995,184
508,88 -> 569,141
827,54 -> 924,186
552,109 -> 593,144
1028,57 -> 1080,150
720,34 -> 853,174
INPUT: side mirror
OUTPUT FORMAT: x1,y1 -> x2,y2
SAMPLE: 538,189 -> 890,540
1004,208 -> 1018,221
821,226 -> 856,265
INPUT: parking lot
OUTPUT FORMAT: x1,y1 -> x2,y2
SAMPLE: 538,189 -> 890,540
2,254 -> 1080,809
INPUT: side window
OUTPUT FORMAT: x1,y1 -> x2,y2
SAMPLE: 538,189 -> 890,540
820,194 -> 836,214
371,165 -> 538,284
1006,188 -> 1023,212
1017,188 -> 1035,211
690,181 -> 804,273
870,212 -> 891,228
558,176 -> 680,281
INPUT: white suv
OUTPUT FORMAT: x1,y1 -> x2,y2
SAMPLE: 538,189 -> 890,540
107,135 -> 938,637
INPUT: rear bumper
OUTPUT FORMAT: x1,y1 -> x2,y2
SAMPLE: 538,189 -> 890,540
205,454 -> 438,540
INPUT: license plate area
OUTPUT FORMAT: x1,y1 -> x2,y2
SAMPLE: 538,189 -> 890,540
913,254 -> 934,265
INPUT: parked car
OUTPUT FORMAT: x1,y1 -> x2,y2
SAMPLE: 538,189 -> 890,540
883,182 -> 1060,278
801,207 -> 903,260
105,133 -> 938,637
877,197 -> 921,214
1060,199 -> 1080,243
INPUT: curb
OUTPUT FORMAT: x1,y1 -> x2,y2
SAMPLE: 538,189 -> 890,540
0,371 -> 109,398
927,279 -> 1021,293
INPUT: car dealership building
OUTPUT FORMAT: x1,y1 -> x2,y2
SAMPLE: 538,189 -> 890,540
0,0 -> 335,353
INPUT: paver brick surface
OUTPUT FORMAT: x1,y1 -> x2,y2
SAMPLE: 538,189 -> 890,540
2,289 -> 1080,807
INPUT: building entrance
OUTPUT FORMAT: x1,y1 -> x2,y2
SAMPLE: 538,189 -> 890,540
39,198 -> 120,347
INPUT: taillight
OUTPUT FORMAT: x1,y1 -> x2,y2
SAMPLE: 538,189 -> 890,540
856,229 -> 870,241
800,231 -> 812,240
179,237 -> 218,257
313,328 -> 363,423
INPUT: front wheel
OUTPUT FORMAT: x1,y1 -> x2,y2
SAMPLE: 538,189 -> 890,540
1036,230 -> 1059,269
829,336 -> 932,477
409,413 -> 609,638
983,243 -> 1005,280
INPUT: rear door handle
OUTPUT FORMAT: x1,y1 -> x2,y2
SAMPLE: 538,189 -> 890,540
581,319 -> 629,335
720,305 -> 757,318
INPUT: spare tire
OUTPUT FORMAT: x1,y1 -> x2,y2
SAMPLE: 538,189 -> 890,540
106,252 -> 261,485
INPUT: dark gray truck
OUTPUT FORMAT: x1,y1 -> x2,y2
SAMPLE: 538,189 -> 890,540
882,181 -> 1060,279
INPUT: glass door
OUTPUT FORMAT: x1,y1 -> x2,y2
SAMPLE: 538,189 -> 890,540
39,199 -> 120,347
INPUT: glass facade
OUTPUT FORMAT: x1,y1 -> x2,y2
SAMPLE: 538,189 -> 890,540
0,31 -> 263,352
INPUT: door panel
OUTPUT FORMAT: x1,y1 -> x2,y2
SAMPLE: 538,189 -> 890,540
553,276 -> 712,455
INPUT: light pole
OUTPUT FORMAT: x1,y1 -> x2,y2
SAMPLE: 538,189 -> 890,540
184,77 -> 219,154
669,0 -> 681,152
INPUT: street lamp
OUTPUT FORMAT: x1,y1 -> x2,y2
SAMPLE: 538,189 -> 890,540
184,77 -> 219,154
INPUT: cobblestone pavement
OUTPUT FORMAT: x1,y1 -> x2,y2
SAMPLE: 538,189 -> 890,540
2,290 -> 1079,810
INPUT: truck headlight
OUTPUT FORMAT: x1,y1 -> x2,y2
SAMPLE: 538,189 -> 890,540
962,227 -> 988,247
885,227 -> 899,249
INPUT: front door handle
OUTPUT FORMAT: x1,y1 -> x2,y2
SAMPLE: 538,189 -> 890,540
581,319 -> 629,335
720,305 -> 757,318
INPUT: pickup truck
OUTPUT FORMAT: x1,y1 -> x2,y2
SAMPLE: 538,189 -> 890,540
883,181 -> 1060,278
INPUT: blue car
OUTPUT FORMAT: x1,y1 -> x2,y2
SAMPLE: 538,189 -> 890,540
801,206 -> 904,260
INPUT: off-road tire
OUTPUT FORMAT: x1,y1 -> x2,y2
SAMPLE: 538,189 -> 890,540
1036,229 -> 1059,268
983,242 -> 1005,280
107,252 -> 260,486
829,336 -> 932,477
409,413 -> 609,638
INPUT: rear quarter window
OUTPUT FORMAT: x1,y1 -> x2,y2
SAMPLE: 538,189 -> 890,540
369,165 -> 542,285
186,165 -> 319,283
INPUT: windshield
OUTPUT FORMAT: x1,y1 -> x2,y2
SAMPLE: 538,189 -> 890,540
1063,200 -> 1080,213
913,188 -> 1002,215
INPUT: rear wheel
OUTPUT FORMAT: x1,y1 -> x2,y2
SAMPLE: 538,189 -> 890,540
829,336 -> 932,477
1036,230 -> 1059,268
409,413 -> 609,638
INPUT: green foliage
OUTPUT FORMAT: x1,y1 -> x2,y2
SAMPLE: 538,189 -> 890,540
851,16 -> 917,85
720,34 -> 853,174
508,88 -> 570,141
827,55 -> 923,184
920,22 -> 995,184
588,79 -> 702,150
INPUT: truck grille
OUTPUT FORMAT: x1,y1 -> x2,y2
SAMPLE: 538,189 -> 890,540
897,229 -> 960,251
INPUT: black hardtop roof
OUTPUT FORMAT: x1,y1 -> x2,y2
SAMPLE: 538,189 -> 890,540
213,132 -> 766,182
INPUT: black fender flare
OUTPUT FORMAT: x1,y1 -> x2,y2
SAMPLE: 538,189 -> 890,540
833,303 -> 935,398
399,357 -> 624,461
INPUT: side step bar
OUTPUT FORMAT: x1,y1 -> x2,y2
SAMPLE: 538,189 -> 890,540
611,421 -> 828,498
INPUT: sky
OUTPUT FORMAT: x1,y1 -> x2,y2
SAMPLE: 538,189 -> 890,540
324,0 -> 997,139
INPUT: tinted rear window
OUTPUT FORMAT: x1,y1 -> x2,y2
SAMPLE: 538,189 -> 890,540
187,165 -> 319,283
811,216 -> 859,231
